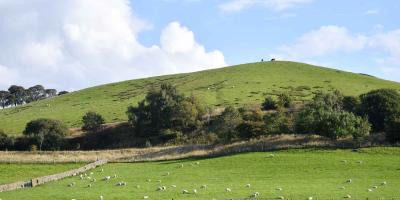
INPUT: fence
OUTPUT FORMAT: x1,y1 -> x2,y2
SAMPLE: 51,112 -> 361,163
0,159 -> 107,193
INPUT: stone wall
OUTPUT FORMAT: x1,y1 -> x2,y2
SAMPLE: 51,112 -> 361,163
0,159 -> 107,193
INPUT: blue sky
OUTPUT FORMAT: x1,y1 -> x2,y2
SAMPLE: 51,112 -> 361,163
0,0 -> 399,91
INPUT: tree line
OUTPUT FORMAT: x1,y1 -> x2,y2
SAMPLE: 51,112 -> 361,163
0,85 -> 69,108
0,83 -> 399,151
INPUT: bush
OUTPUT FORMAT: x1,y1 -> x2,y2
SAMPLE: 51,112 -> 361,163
359,89 -> 400,132
264,109 -> 294,134
385,117 -> 400,143
236,121 -> 265,140
23,118 -> 68,150
209,106 -> 242,142
0,130 -> 14,150
240,106 -> 264,121
262,97 -> 277,110
82,111 -> 105,132
277,93 -> 292,108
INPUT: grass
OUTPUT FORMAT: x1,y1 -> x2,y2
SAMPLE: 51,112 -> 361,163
1,148 -> 399,199
1,61 -> 400,135
0,163 -> 82,185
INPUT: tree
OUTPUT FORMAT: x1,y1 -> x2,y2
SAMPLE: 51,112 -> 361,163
0,130 -> 14,150
127,84 -> 204,137
26,85 -> 45,103
343,96 -> 360,114
23,118 -> 68,150
385,117 -> 400,143
210,106 -> 242,140
45,89 -> 57,98
359,89 -> 400,132
262,97 -> 277,110
82,111 -> 105,132
8,85 -> 26,106
0,90 -> 10,108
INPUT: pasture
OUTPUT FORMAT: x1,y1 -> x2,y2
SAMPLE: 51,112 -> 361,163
1,147 -> 399,199
1,61 -> 400,135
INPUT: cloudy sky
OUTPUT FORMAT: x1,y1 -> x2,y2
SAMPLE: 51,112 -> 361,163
0,0 -> 399,91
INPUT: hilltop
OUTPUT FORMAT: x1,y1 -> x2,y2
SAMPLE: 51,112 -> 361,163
1,61 -> 400,135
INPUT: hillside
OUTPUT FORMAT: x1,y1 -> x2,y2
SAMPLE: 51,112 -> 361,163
1,61 -> 400,135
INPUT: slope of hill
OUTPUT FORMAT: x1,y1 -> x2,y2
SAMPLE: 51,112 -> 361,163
1,61 -> 400,135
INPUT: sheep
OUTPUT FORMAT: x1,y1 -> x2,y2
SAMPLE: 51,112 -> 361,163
193,189 -> 197,194
308,197 -> 313,200
116,181 -> 127,186
346,179 -> 352,183
372,186 -> 378,189
200,184 -> 207,189
136,185 -> 141,189
195,161 -> 200,165
112,174 -> 117,178
339,186 -> 346,189
91,178 -> 97,182
100,168 -> 104,172
356,161 -> 363,164
381,181 -> 387,185
143,196 -> 149,199
164,172 -> 170,176
104,176 -> 111,181
179,164 -> 184,168
68,182 -> 76,187
341,160 -> 347,163
276,187 -> 283,191
157,186 -> 163,191
245,183 -> 251,188
182,189 -> 189,194
171,185 -> 177,188
87,184 -> 92,188
147,179 -> 152,182
267,154 -> 275,158
277,196 -> 284,199
157,180 -> 162,183
99,195 -> 104,200
250,192 -> 260,198
344,194 -> 351,198
367,188 -> 373,192
226,188 -> 232,192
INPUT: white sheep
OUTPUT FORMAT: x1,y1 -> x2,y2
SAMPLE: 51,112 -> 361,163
193,189 -> 197,194
143,196 -> 149,199
344,194 -> 351,198
182,189 -> 189,194
136,185 -> 141,188
372,186 -> 378,189
308,197 -> 313,200
276,187 -> 283,191
226,188 -> 231,192
195,161 -> 200,165
157,180 -> 162,183
381,181 -> 387,185
147,179 -> 151,182
179,164 -> 184,168
367,188 -> 373,192
346,179 -> 352,183
112,174 -> 117,178
171,185 -> 177,188
200,184 -> 207,189
245,183 -> 251,188
104,176 -> 111,181
164,172 -> 170,176
339,186 -> 346,189
277,196 -> 284,200
87,184 -> 92,188
99,195 -> 104,200
250,192 -> 260,198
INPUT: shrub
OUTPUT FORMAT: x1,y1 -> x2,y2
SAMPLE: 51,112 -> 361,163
23,118 -> 68,150
236,121 -> 265,140
359,89 -> 400,132
82,111 -> 105,132
262,97 -> 277,110
240,106 -> 264,121
210,106 -> 242,141
0,130 -> 14,150
277,93 -> 292,108
264,109 -> 294,134
385,117 -> 400,143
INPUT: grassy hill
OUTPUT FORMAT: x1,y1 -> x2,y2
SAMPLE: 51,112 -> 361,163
1,61 -> 400,135
1,148 -> 399,199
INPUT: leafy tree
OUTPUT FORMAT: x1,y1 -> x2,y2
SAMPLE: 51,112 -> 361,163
0,130 -> 14,150
0,90 -> 10,108
26,85 -> 45,103
58,91 -> 69,96
359,89 -> 400,132
236,121 -> 265,140
8,85 -> 26,106
210,106 -> 242,140
385,117 -> 400,143
264,108 -> 294,134
82,111 -> 105,132
23,118 -> 68,150
262,96 -> 277,110
343,96 -> 360,113
45,89 -> 57,98
127,84 -> 204,137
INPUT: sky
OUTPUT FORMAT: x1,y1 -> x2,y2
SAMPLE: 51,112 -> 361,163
0,0 -> 399,91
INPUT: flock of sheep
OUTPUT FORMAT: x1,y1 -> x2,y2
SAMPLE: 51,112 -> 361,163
66,156 -> 388,200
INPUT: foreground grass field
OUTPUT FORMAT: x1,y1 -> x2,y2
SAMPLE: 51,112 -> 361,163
0,163 -> 82,185
1,148 -> 399,199
1,61 -> 400,135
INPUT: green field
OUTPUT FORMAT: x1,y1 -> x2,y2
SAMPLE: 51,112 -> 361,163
1,148 -> 399,199
0,163 -> 82,185
1,61 -> 400,135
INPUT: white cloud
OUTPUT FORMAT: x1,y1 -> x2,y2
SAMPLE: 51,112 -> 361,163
278,26 -> 368,59
0,0 -> 226,91
218,0 -> 313,13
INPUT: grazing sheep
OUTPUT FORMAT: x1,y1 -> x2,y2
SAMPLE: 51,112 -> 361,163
308,197 -> 313,200
226,188 -> 231,192
157,180 -> 162,183
99,195 -> 104,200
143,196 -> 149,199
381,181 -> 387,185
372,186 -> 378,189
368,189 -> 373,192
91,178 -> 97,182
147,179 -> 151,182
182,189 -> 189,194
339,186 -> 346,189
113,174 -> 117,178
344,194 -> 351,198
157,186 -> 163,191
276,187 -> 283,191
245,183 -> 251,188
346,179 -> 352,183
195,161 -> 200,165
179,164 -> 184,168
193,189 -> 197,194
87,184 -> 92,188
250,192 -> 260,198
277,196 -> 284,199
200,185 -> 207,189
104,176 -> 111,181
171,185 -> 177,188
164,172 -> 170,176
116,181 -> 127,186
